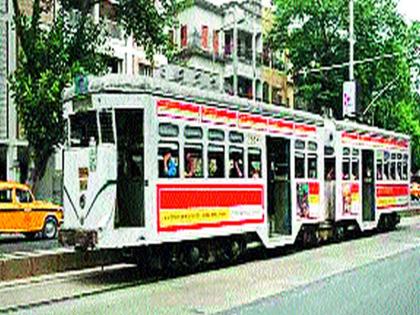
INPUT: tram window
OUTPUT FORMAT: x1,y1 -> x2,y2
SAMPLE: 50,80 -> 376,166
390,161 -> 396,180
342,158 -> 350,180
352,159 -> 359,180
158,142 -> 179,178
384,160 -> 390,180
325,158 -> 335,180
383,151 -> 390,180
402,162 -> 408,180
208,144 -> 225,178
308,142 -> 317,151
208,129 -> 224,142
184,144 -> 203,178
295,152 -> 305,179
159,123 -> 179,138
229,131 -> 244,144
324,146 -> 334,157
229,146 -> 244,178
185,126 -> 203,139
248,148 -> 261,178
99,111 -> 114,143
376,159 -> 383,180
397,162 -> 402,180
70,112 -> 99,147
353,149 -> 359,156
343,147 -> 351,156
308,154 -> 318,179
295,140 -> 305,150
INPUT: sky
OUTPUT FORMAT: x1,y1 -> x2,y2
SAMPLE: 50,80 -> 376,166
211,0 -> 420,22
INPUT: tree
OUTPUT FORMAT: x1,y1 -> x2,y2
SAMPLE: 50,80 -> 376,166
269,0 -> 420,170
10,0 -> 182,191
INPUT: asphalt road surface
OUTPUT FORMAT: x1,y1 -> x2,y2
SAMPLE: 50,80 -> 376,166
1,216 -> 418,315
223,248 -> 420,315
0,234 -> 60,254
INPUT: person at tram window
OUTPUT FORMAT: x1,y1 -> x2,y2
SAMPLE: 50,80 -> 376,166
209,159 -> 218,177
250,162 -> 261,178
185,153 -> 198,178
229,153 -> 243,178
163,151 -> 177,177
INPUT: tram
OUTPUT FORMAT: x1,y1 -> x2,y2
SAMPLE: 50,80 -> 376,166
59,74 -> 410,266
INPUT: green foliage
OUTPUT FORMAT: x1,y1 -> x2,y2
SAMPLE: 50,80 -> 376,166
10,1 -> 109,188
10,0 -> 182,188
270,0 -> 420,170
118,0 -> 187,61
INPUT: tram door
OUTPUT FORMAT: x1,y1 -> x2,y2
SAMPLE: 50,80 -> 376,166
362,150 -> 375,221
115,109 -> 145,227
267,137 -> 292,236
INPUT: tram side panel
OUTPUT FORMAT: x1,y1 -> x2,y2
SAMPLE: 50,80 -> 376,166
337,130 -> 410,232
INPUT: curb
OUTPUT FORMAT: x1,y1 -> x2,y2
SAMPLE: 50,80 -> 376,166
0,250 -> 122,282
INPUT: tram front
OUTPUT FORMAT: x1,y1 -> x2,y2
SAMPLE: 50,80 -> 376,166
59,97 -> 118,249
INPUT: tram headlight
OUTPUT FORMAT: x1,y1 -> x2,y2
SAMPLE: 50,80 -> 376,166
80,194 -> 86,209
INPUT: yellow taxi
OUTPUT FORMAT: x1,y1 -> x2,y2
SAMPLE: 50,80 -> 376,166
0,181 -> 63,239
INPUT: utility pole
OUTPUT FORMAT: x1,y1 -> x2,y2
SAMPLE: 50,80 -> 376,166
349,0 -> 354,81
233,7 -> 238,96
343,0 -> 356,118
252,1 -> 257,103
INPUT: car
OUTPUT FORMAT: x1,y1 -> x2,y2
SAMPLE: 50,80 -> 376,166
0,181 -> 63,239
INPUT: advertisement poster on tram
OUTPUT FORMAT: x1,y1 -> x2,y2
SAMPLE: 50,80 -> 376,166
296,183 -> 320,219
342,183 -> 360,215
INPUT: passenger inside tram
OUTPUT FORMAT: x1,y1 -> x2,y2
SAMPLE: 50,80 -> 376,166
229,153 -> 244,178
185,152 -> 203,178
163,151 -> 177,177
250,162 -> 261,178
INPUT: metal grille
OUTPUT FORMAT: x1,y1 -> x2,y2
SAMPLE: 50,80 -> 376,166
99,111 -> 114,144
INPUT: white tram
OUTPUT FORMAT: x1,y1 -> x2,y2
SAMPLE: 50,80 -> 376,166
60,75 -> 410,262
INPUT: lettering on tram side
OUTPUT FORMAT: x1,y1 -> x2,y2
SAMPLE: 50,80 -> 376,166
156,184 -> 264,232
376,184 -> 410,210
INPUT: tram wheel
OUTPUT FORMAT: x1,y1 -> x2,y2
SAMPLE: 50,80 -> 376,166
333,225 -> 345,242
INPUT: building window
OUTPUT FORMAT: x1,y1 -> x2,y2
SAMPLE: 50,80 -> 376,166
139,63 -> 152,77
108,58 -> 123,74
168,30 -> 175,46
213,30 -> 219,55
201,25 -> 208,49
181,25 -> 188,47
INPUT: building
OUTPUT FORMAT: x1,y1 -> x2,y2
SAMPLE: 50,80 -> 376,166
0,0 -> 23,183
0,0 -> 169,186
173,0 -> 293,106
93,0 -> 168,76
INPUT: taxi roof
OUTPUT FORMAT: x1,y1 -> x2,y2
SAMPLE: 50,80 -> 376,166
0,181 -> 31,191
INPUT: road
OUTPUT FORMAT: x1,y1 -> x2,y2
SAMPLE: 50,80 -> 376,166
0,216 -> 418,314
224,248 -> 419,315
0,234 -> 59,254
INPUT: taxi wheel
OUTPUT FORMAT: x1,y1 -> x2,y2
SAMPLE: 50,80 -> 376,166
42,217 -> 58,239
